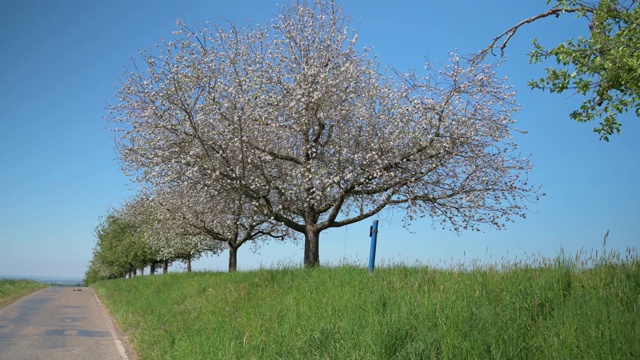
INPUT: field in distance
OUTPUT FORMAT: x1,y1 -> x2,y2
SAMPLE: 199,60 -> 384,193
93,251 -> 640,360
0,279 -> 48,309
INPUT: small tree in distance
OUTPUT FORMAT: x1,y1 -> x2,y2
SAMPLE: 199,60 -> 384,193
109,0 -> 541,267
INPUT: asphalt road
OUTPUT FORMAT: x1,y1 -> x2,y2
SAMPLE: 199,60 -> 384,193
0,287 -> 134,360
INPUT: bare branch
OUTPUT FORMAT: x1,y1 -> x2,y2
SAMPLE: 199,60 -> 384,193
474,6 -> 593,63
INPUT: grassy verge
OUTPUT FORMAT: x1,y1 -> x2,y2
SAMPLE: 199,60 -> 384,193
93,251 -> 640,359
0,279 -> 48,309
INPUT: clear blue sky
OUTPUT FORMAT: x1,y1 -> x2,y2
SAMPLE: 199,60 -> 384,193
1,1 -> 638,279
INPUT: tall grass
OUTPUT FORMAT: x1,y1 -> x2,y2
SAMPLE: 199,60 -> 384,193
0,279 -> 47,309
93,248 -> 640,359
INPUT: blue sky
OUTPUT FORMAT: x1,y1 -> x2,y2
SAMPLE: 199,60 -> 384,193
1,1 -> 638,279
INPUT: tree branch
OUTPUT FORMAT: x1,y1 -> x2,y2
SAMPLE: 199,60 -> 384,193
474,6 -> 592,62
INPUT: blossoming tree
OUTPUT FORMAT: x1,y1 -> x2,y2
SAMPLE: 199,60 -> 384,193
109,0 -> 541,267
124,185 -> 289,272
120,194 -> 221,273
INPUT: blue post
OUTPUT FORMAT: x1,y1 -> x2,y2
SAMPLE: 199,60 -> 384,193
368,220 -> 379,273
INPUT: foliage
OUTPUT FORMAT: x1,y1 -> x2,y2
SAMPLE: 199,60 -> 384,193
480,0 -> 639,140
85,213 -> 158,285
93,249 -> 640,359
120,195 -> 216,273
84,259 -> 106,286
108,0 -> 540,267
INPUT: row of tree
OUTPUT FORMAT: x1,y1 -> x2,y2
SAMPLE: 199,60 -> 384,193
85,214 -> 158,285
84,208 -> 219,285
84,185 -> 285,284
86,0 -> 637,283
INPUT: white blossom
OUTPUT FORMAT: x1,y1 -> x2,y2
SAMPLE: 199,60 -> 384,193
108,0 -> 541,267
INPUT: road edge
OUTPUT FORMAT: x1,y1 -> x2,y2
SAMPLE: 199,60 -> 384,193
90,287 -> 138,360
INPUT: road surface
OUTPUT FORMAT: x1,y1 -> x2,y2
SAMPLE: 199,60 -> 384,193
0,287 -> 135,360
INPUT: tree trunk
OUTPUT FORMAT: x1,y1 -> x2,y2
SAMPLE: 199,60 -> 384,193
163,259 -> 169,274
150,263 -> 156,275
186,254 -> 192,272
304,227 -> 321,267
228,245 -> 238,272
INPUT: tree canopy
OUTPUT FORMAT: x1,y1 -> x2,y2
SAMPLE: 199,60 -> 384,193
84,214 -> 157,284
478,0 -> 639,141
108,0 -> 541,267
122,187 -> 287,272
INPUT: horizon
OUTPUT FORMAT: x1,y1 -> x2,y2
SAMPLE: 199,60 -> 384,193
0,274 -> 83,281
4,239 -> 635,282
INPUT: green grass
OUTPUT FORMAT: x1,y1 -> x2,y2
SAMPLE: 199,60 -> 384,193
93,251 -> 640,359
0,279 -> 48,309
